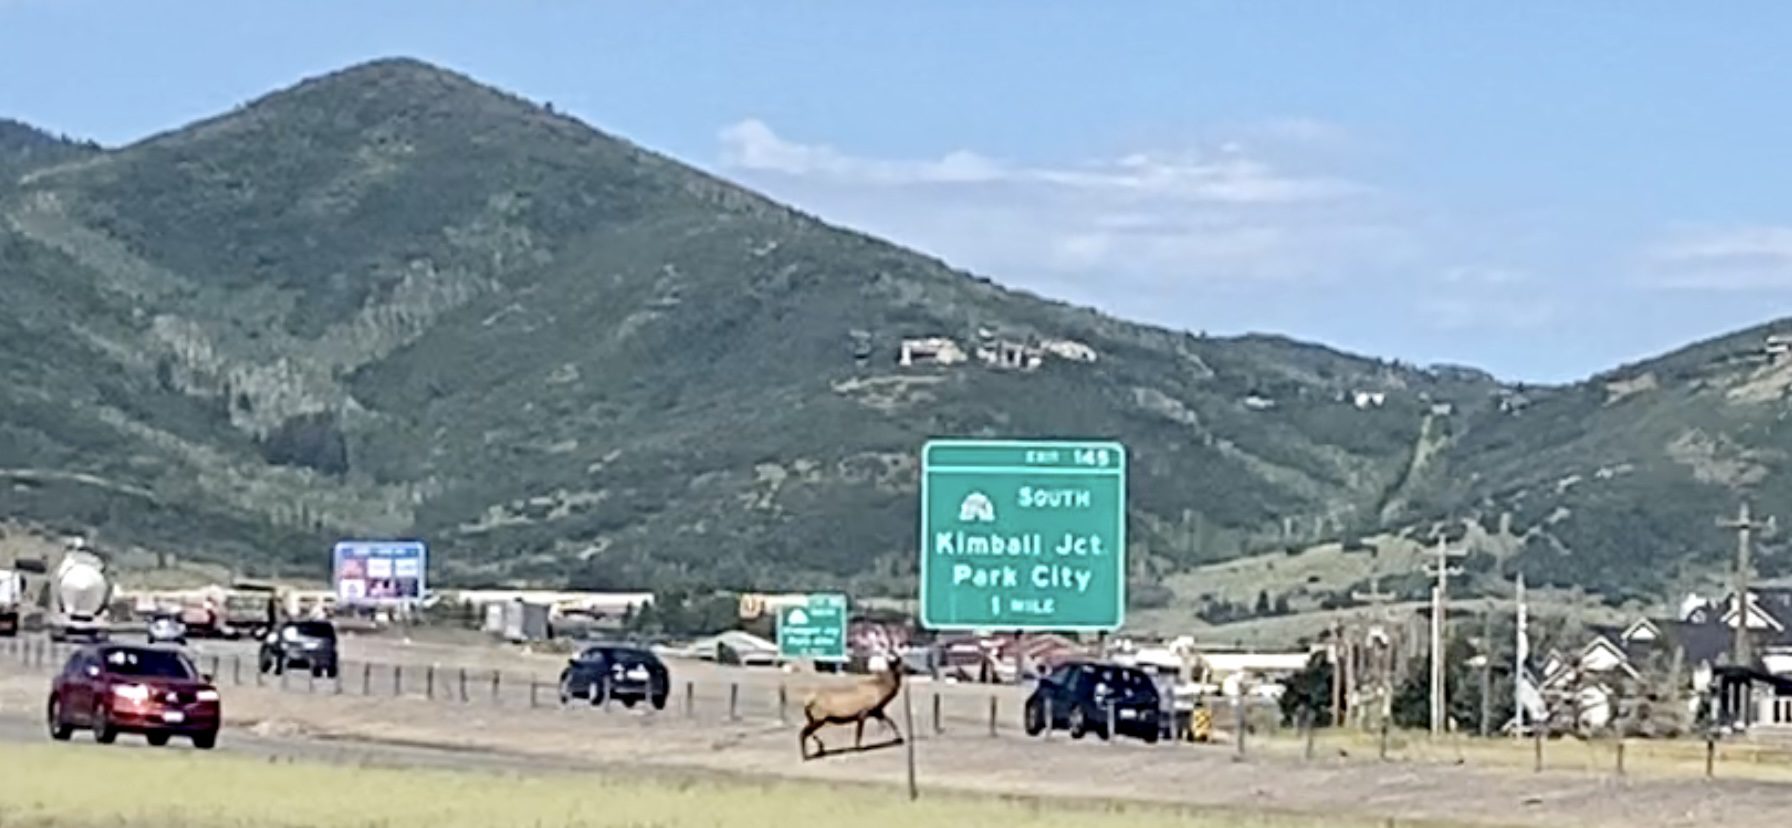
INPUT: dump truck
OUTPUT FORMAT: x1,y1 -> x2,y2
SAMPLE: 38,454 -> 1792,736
46,539 -> 112,642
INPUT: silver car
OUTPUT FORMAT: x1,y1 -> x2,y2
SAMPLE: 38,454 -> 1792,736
147,614 -> 187,646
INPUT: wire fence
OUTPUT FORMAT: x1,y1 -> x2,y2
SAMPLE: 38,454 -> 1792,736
6,634 -> 1788,782
0,635 -> 1027,736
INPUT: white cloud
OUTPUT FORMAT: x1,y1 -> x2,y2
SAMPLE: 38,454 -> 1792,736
1414,296 -> 1558,331
1440,265 -> 1529,286
1643,226 -> 1792,291
717,118 -> 1362,205
709,119 -> 1574,359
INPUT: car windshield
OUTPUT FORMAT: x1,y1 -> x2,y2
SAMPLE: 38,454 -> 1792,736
290,622 -> 336,640
102,648 -> 196,679
1081,665 -> 1155,696
584,646 -> 653,665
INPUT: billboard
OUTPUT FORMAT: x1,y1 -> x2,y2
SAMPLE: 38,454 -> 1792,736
332,540 -> 427,605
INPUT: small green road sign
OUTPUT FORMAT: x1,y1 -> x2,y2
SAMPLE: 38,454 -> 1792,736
777,593 -> 849,661
919,439 -> 1127,631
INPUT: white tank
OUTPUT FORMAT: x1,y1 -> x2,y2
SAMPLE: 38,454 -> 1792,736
54,550 -> 110,619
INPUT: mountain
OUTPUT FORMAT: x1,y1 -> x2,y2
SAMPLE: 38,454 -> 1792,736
0,57 -> 1782,609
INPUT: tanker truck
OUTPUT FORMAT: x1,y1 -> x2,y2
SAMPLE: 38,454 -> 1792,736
46,538 -> 112,643
0,567 -> 25,637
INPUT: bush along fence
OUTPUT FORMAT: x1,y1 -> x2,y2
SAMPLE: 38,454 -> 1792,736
0,635 -> 1764,779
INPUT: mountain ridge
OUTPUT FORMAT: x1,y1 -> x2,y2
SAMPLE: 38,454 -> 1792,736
2,57 -> 1786,612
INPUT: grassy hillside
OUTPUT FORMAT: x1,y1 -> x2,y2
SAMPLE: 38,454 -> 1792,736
0,57 -> 1785,610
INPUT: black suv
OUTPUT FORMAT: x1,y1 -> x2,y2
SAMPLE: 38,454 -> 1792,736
1023,660 -> 1163,743
558,644 -> 669,709
258,620 -> 339,678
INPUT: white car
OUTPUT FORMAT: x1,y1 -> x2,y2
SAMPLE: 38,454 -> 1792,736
147,615 -> 187,645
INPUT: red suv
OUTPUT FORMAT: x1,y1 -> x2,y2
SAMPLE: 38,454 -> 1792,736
47,645 -> 220,749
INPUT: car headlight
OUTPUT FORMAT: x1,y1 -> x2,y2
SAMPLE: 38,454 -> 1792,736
196,689 -> 220,702
113,684 -> 150,702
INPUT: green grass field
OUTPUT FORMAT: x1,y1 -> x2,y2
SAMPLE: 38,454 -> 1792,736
0,745 -> 1496,828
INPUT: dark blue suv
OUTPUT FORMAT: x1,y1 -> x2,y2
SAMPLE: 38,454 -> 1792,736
558,644 -> 670,709
1023,660 -> 1162,743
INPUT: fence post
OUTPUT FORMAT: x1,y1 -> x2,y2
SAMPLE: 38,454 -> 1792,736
492,670 -> 501,704
1234,697 -> 1247,760
280,665 -> 289,691
307,668 -> 315,694
1044,696 -> 1053,741
393,664 -> 402,697
1533,728 -> 1544,773
1107,700 -> 1117,745
458,667 -> 468,703
530,675 -> 539,708
934,693 -> 944,735
363,663 -> 372,695
1379,715 -> 1389,761
989,695 -> 998,737
684,681 -> 694,718
1706,733 -> 1716,778
1615,737 -> 1625,777
232,655 -> 241,686
209,654 -> 220,679
778,684 -> 789,724
1302,708 -> 1315,761
426,665 -> 435,700
729,682 -> 739,721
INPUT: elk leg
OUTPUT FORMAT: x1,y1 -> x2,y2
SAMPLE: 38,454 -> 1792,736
875,710 -> 902,743
799,719 -> 824,760
855,716 -> 866,748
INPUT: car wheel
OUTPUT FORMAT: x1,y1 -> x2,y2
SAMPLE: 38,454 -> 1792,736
146,732 -> 170,747
1024,701 -> 1045,736
325,664 -> 339,679
1142,725 -> 1160,745
650,693 -> 668,711
557,674 -> 574,705
589,679 -> 608,707
1068,707 -> 1089,740
192,731 -> 217,750
311,664 -> 324,678
621,696 -> 638,709
93,706 -> 117,744
47,697 -> 72,741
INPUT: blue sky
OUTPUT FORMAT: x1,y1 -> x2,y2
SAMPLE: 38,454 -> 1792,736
4,1 -> 1791,382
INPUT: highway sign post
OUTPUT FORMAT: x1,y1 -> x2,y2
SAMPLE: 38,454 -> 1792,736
919,439 -> 1126,631
776,593 -> 849,661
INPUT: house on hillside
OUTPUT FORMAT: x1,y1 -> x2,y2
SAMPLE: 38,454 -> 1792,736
898,337 -> 967,367
1765,333 -> 1792,362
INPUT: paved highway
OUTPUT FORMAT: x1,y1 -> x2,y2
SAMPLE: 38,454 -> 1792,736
0,708 -> 591,775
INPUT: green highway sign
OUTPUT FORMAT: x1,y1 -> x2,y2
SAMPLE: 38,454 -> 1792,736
919,439 -> 1127,631
777,593 -> 849,661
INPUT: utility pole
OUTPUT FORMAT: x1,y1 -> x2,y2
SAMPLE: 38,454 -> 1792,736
1514,573 -> 1530,738
1719,500 -> 1775,669
1424,534 -> 1467,737
1352,572 -> 1397,730
1478,604 -> 1492,738
1329,620 -> 1345,727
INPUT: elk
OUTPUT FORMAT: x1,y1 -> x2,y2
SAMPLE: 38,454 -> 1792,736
798,655 -> 903,760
